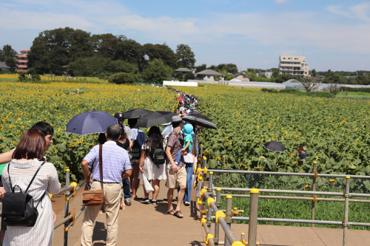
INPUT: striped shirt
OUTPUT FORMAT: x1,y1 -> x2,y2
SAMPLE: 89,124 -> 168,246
84,141 -> 131,183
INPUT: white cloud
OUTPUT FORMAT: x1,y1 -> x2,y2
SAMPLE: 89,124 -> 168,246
274,0 -> 289,3
327,2 -> 370,21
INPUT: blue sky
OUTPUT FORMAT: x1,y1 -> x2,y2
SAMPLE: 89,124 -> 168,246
1,0 -> 370,71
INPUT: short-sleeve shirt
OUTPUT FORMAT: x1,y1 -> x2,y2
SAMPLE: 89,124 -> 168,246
83,141 -> 132,183
299,152 -> 307,160
166,129 -> 184,167
184,135 -> 193,150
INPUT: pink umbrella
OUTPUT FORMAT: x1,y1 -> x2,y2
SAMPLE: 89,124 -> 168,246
176,97 -> 185,101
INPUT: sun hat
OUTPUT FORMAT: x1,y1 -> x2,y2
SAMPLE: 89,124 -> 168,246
172,115 -> 182,122
182,124 -> 194,136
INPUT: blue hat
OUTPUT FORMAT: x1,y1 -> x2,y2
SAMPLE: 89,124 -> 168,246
182,124 -> 194,136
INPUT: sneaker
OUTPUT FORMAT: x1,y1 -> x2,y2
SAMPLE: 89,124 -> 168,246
151,200 -> 157,205
184,201 -> 190,206
140,197 -> 150,204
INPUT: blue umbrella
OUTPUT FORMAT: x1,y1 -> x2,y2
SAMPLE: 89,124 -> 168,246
65,111 -> 118,135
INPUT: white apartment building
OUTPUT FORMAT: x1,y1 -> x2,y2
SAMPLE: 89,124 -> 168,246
278,55 -> 309,77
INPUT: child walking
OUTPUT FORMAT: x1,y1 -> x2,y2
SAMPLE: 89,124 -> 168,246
175,124 -> 194,165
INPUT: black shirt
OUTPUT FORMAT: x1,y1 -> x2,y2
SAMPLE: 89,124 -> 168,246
116,140 -> 130,150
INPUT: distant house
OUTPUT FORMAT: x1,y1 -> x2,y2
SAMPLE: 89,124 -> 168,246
0,61 -> 10,71
232,72 -> 250,82
257,71 -> 273,79
195,69 -> 224,81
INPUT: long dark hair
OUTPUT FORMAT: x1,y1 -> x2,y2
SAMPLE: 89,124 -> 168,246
145,126 -> 163,158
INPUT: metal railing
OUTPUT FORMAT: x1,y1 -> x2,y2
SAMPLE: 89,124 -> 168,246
194,158 -> 370,246
53,168 -> 86,246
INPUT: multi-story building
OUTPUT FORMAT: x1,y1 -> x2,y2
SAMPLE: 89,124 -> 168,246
278,55 -> 309,77
16,50 -> 30,73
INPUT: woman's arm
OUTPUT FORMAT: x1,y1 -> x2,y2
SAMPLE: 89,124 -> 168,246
138,149 -> 146,173
0,150 -> 14,164
47,163 -> 61,195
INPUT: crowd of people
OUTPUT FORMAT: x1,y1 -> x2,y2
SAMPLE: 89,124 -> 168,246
0,90 -> 201,246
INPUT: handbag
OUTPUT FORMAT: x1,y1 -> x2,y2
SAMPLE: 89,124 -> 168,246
2,162 -> 46,227
83,144 -> 105,206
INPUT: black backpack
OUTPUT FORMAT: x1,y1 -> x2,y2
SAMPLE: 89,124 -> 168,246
129,140 -> 142,160
2,162 -> 46,227
152,149 -> 166,168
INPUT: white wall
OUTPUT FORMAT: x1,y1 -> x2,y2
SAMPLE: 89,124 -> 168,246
163,81 -> 198,87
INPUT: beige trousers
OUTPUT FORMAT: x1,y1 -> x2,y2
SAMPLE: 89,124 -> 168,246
81,182 -> 121,246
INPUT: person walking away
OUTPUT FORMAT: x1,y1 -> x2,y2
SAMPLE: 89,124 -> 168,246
1,129 -> 61,246
81,124 -> 132,246
128,119 -> 146,200
114,113 -> 133,206
182,124 -> 199,206
174,124 -> 193,166
0,122 -> 56,242
165,116 -> 186,218
116,126 -> 133,209
138,127 -> 166,205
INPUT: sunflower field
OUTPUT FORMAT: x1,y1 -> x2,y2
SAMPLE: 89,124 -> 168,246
179,84 -> 370,177
0,82 -> 176,182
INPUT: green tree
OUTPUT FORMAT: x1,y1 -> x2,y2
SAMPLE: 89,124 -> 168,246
1,45 -> 17,61
5,57 -> 17,72
108,72 -> 135,84
215,63 -> 238,74
184,72 -> 195,80
272,68 -> 279,78
115,39 -> 147,72
68,56 -> 138,77
195,64 -> 207,73
142,59 -> 173,84
176,44 -> 196,68
311,69 -> 317,78
28,27 -> 93,75
143,43 -> 176,68
218,69 -> 233,80
90,33 -> 122,58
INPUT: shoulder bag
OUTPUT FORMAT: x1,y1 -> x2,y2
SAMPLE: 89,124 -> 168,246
83,144 -> 105,206
2,162 -> 46,227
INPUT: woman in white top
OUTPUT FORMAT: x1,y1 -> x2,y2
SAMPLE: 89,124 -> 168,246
1,129 -> 61,246
139,126 -> 166,204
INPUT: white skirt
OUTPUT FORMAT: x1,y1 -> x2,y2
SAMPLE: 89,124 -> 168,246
138,157 -> 167,181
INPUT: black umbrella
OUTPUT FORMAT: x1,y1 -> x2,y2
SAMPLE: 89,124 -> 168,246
263,141 -> 287,152
66,111 -> 117,135
122,108 -> 153,119
135,111 -> 177,128
182,111 -> 217,129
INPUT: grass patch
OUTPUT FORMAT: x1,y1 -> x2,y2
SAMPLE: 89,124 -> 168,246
336,92 -> 370,100
219,194 -> 370,230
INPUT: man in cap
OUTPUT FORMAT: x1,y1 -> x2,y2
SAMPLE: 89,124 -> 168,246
165,115 -> 186,218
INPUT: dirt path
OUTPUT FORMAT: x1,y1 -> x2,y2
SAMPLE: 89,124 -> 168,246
52,181 -> 370,246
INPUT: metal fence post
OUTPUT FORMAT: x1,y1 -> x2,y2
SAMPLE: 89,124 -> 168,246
248,188 -> 259,246
207,172 -> 214,232
343,176 -> 350,246
311,161 -> 317,227
214,188 -> 221,245
225,195 -> 233,246
64,168 -> 70,246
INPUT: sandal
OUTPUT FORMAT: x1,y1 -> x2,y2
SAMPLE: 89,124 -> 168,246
167,209 -> 175,215
174,210 -> 183,218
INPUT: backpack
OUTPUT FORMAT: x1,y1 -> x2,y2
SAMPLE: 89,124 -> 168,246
129,140 -> 141,160
2,162 -> 46,227
152,149 -> 166,168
